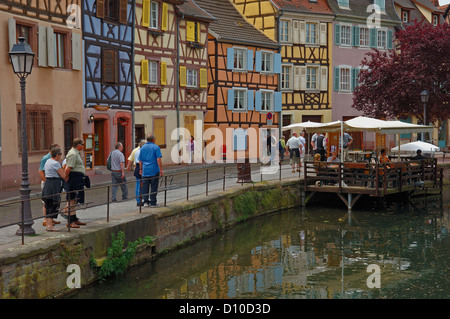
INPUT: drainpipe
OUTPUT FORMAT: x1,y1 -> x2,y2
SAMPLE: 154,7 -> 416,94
276,11 -> 283,142
131,0 -> 136,148
176,12 -> 183,160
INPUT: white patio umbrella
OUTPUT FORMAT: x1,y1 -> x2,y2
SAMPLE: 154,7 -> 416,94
391,141 -> 440,153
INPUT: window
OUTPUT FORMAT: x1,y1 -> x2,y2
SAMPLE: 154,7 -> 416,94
150,1 -> 159,29
261,90 -> 274,111
53,32 -> 66,68
148,60 -> 158,85
337,0 -> 349,8
18,105 -> 53,153
280,20 -> 290,42
186,69 -> 198,87
433,15 -> 439,26
402,11 -> 409,23
234,89 -> 247,110
234,48 -> 246,70
359,27 -> 370,47
102,49 -> 119,84
306,22 -> 317,44
377,29 -> 386,48
261,51 -> 273,73
339,68 -> 351,92
306,67 -> 318,90
374,0 -> 385,11
16,24 -> 31,44
281,65 -> 292,90
340,25 -> 351,46
105,0 -> 119,20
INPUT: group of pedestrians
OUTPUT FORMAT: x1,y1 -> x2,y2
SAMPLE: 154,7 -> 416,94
112,133 -> 163,208
285,132 -> 306,173
39,138 -> 88,232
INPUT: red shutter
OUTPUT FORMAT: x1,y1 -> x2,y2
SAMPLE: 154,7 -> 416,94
102,50 -> 118,83
119,0 -> 128,24
97,0 -> 105,18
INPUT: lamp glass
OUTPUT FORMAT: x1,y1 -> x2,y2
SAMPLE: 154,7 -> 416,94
420,90 -> 429,103
9,37 -> 35,76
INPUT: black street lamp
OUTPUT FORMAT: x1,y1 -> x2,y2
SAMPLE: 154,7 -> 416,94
420,89 -> 429,142
9,37 -> 36,236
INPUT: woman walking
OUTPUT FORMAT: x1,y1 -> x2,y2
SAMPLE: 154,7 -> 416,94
41,147 -> 66,231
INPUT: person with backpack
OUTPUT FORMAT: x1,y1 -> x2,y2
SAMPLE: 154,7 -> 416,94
312,132 -> 326,161
109,142 -> 128,202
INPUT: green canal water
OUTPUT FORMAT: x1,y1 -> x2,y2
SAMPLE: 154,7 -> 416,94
72,190 -> 450,299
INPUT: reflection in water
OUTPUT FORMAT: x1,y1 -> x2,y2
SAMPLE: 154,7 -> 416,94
72,191 -> 450,299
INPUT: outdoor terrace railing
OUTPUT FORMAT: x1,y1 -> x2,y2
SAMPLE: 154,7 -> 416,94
304,158 -> 444,197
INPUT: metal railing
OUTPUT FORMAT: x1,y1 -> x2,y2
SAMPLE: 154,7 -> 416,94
0,161 -> 304,245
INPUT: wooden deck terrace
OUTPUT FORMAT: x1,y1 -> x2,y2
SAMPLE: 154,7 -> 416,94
302,158 -> 444,211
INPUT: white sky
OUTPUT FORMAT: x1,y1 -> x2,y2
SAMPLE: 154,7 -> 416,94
439,0 -> 450,5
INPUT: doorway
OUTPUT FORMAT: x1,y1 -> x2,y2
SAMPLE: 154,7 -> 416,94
64,120 -> 75,156
117,117 -> 127,157
94,119 -> 106,166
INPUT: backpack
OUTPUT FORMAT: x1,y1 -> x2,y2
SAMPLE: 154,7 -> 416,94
317,135 -> 325,151
106,153 -> 112,171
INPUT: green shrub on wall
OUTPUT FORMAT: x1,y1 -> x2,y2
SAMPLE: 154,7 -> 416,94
98,231 -> 155,282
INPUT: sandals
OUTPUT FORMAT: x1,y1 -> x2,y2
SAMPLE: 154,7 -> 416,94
46,226 -> 61,232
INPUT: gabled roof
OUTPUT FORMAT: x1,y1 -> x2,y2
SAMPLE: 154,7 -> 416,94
395,0 -> 446,25
270,0 -> 333,15
327,0 -> 401,23
177,0 -> 216,22
193,0 -> 279,48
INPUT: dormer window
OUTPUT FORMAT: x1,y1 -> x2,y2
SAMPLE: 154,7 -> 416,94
337,0 -> 349,9
374,0 -> 385,12
432,15 -> 439,26
402,10 -> 409,23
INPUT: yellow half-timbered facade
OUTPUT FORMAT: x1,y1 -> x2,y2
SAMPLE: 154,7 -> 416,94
231,0 -> 334,148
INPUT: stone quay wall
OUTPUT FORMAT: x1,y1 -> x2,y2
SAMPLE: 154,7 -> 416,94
0,179 -> 303,299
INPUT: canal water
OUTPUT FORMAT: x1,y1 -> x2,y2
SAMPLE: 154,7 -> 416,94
72,190 -> 450,299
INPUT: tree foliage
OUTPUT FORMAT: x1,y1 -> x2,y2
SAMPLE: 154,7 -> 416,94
352,21 -> 450,124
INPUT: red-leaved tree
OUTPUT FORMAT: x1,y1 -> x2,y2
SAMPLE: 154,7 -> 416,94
352,21 -> 450,124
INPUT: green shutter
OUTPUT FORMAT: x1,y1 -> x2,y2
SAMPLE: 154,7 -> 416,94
335,24 -> 341,45
334,67 -> 340,91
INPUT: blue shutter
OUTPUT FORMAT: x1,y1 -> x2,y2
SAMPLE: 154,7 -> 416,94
387,30 -> 393,49
351,68 -> 356,91
227,88 -> 235,110
352,26 -> 360,47
334,67 -> 340,91
335,24 -> 341,45
370,28 -> 377,48
247,90 -> 254,111
255,90 -> 262,111
274,92 -> 282,112
273,53 -> 281,74
245,130 -> 248,150
247,50 -> 253,72
234,134 -> 238,151
227,48 -> 234,70
255,51 -> 261,72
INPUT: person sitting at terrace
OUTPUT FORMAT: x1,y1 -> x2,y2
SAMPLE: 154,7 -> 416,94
413,149 -> 426,160
379,149 -> 390,164
327,151 -> 340,163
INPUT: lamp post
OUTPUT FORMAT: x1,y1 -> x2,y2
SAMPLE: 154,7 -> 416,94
420,89 -> 429,142
9,37 -> 36,236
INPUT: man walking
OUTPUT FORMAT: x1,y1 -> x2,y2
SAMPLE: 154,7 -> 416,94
128,139 -> 146,206
64,138 -> 87,228
139,134 -> 163,207
110,142 -> 128,202
286,132 -> 301,173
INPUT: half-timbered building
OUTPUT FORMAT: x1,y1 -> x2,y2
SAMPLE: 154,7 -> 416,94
82,0 -> 134,166
231,0 -> 334,153
134,0 -> 214,164
0,0 -> 83,189
195,0 -> 282,162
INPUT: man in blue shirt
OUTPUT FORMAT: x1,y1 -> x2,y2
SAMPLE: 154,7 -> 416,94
139,134 -> 163,207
